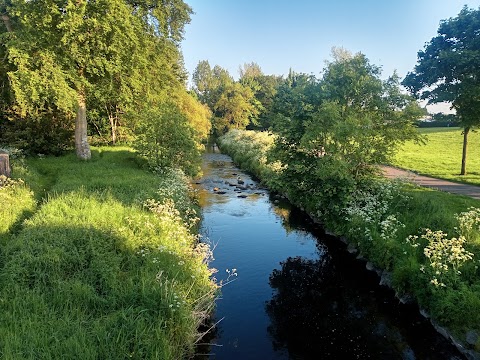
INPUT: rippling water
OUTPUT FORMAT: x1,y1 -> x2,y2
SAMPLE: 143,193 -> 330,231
193,149 -> 464,360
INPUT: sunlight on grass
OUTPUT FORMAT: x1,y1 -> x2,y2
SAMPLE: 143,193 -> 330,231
0,147 -> 217,359
393,127 -> 480,184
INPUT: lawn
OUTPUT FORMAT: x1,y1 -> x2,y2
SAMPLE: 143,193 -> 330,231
392,127 -> 480,185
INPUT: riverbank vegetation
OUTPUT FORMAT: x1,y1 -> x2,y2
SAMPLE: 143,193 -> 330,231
219,129 -> 480,353
393,127 -> 480,185
1,2 -> 219,357
0,147 -> 217,359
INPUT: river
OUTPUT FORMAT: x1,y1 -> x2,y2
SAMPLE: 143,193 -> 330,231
193,148 -> 464,360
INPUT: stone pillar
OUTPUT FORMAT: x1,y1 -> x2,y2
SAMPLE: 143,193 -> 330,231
0,152 -> 11,177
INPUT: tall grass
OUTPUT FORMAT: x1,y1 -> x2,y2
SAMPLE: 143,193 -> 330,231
393,127 -> 480,185
0,147 -> 217,359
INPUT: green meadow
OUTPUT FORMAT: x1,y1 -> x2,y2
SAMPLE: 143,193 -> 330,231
393,127 -> 480,185
0,148 -> 216,359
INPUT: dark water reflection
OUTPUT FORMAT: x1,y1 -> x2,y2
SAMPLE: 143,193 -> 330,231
194,149 -> 464,360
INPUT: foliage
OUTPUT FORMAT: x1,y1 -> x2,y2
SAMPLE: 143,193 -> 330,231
192,61 -> 233,110
403,6 -> 480,175
212,82 -> 259,134
1,0 -> 192,157
0,147 -> 217,359
258,50 -> 423,225
417,113 -> 460,128
238,62 -> 282,130
192,60 -> 263,135
218,129 -> 283,190
174,89 -> 212,143
133,102 -> 201,176
0,107 -> 74,155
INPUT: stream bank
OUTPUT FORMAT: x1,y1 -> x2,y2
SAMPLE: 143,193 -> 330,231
194,148 -> 465,359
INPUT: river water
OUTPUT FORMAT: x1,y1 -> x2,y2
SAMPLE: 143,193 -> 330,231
193,149 -> 464,360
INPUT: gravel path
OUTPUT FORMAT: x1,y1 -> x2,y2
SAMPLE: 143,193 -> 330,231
381,165 -> 480,200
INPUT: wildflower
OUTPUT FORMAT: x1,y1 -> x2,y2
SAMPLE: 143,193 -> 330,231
413,229 -> 474,288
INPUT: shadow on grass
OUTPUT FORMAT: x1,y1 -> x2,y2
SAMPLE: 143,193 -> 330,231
0,223 -> 195,359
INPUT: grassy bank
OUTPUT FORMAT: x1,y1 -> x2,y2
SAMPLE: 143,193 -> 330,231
393,127 -> 480,185
219,130 -> 480,354
0,147 -> 216,359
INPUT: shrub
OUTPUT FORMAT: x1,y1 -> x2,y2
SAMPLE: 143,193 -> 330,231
0,109 -> 74,156
133,103 -> 201,176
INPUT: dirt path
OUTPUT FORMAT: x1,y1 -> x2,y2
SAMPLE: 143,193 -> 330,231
382,165 -> 480,200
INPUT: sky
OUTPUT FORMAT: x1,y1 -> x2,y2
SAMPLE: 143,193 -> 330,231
180,0 -> 480,113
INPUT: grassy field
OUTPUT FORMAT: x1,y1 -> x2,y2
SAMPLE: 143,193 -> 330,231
393,127 -> 480,185
0,147 -> 216,359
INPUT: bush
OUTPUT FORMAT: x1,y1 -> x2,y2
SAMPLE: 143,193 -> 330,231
133,103 -> 201,176
0,109 -> 74,156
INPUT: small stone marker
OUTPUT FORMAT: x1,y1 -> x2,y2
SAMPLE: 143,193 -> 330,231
0,152 -> 11,178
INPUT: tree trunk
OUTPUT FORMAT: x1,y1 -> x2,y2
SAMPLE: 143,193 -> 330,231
110,114 -> 117,144
1,14 -> 13,33
460,126 -> 469,175
106,104 -> 121,144
75,91 -> 91,160
0,152 -> 11,178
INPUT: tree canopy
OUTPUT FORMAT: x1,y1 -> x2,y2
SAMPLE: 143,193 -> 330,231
403,6 -> 480,175
1,0 -> 193,160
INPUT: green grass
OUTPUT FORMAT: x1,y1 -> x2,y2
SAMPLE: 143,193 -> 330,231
0,147 -> 216,359
393,127 -> 480,185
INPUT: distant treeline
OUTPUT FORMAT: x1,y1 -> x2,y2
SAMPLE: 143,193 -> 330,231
417,113 -> 460,128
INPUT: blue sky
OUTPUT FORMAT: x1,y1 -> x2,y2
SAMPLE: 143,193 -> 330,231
181,0 -> 480,83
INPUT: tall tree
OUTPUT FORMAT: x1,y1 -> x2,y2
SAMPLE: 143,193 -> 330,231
271,50 -> 422,179
238,62 -> 281,130
192,61 -> 232,110
212,81 -> 258,134
3,0 -> 191,158
403,6 -> 480,175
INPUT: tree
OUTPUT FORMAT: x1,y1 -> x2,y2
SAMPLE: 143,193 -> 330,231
403,6 -> 480,175
192,61 -> 260,135
268,50 -> 422,215
270,70 -> 320,143
212,82 -> 259,134
2,0 -> 192,159
238,62 -> 281,130
133,101 -> 201,176
309,51 -> 422,176
174,89 -> 212,144
192,61 -> 233,110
